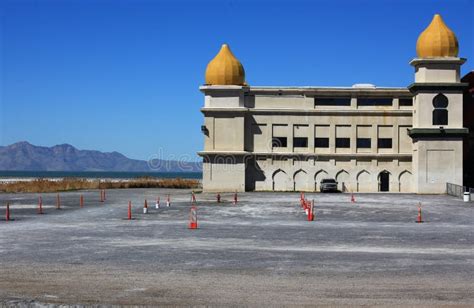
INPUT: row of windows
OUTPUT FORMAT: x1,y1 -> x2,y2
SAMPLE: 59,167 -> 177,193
314,97 -> 413,107
272,137 -> 393,149
313,94 -> 448,125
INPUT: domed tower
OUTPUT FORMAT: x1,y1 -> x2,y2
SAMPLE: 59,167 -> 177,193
205,44 -> 246,86
409,14 -> 468,193
199,44 -> 249,192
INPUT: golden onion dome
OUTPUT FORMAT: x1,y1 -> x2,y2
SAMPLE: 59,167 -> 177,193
205,44 -> 246,85
416,14 -> 459,58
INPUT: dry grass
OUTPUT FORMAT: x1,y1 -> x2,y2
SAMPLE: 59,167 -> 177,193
0,177 -> 200,193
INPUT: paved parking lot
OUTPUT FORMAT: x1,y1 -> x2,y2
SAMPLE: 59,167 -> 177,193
0,189 -> 473,306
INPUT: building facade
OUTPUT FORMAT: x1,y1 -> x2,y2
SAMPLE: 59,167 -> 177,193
198,14 -> 471,194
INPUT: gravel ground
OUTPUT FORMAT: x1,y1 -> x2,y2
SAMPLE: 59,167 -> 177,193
0,189 -> 473,306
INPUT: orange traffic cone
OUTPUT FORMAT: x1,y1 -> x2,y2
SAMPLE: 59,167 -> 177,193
416,203 -> 423,223
189,205 -> 198,229
143,199 -> 148,214
38,196 -> 43,214
307,200 -> 314,221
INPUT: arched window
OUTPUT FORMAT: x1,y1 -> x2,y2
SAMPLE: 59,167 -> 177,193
432,93 -> 448,126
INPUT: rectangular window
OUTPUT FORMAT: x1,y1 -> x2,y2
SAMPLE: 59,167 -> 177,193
378,138 -> 392,148
358,97 -> 393,106
315,138 -> 329,148
294,137 -> 308,147
433,110 -> 448,125
377,126 -> 393,152
272,137 -> 287,148
315,97 -> 351,106
357,138 -> 371,148
336,138 -> 350,148
399,98 -> 413,106
356,125 -> 371,152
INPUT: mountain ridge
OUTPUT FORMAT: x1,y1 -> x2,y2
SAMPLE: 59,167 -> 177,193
0,141 -> 201,172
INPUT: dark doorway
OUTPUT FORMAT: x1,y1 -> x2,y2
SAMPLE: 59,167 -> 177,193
380,171 -> 390,192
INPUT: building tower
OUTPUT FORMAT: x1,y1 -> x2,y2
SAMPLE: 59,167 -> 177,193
409,14 -> 468,193
199,44 -> 248,192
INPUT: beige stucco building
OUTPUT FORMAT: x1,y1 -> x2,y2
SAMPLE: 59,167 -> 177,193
198,14 -> 469,194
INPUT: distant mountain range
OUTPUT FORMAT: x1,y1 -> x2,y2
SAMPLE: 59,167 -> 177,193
0,142 -> 201,172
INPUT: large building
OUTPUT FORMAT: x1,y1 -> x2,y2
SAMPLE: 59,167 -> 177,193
198,14 -> 472,194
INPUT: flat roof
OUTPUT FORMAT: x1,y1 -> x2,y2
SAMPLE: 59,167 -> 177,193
200,85 -> 411,94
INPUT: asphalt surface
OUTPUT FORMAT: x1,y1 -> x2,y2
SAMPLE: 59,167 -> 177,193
0,189 -> 473,306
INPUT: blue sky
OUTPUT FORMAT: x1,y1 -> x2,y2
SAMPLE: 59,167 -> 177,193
0,0 -> 472,161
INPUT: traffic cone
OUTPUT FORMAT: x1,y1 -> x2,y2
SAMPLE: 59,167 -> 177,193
5,203 -> 10,222
351,192 -> 355,203
307,200 -> 314,221
143,199 -> 148,214
189,205 -> 198,229
217,193 -> 221,203
128,201 -> 132,220
56,194 -> 61,210
155,197 -> 160,209
416,203 -> 423,223
38,196 -> 43,214
80,194 -> 84,208
303,199 -> 309,212
166,195 -> 171,207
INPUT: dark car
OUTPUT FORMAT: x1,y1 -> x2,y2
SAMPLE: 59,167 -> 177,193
320,178 -> 338,192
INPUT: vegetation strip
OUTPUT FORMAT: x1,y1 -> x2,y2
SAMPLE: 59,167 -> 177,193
0,177 -> 200,193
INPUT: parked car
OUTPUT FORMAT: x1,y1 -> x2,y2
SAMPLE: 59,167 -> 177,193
320,178 -> 338,192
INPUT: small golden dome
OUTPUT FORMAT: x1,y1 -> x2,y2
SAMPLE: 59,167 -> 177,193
416,14 -> 459,58
205,44 -> 246,85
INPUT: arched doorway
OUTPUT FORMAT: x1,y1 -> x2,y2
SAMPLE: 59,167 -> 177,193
379,171 -> 390,192
398,170 -> 413,192
294,169 -> 308,192
356,170 -> 371,192
314,170 -> 328,192
336,170 -> 350,192
273,169 -> 291,191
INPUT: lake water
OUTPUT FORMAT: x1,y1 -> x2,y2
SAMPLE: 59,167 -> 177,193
0,171 -> 202,179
